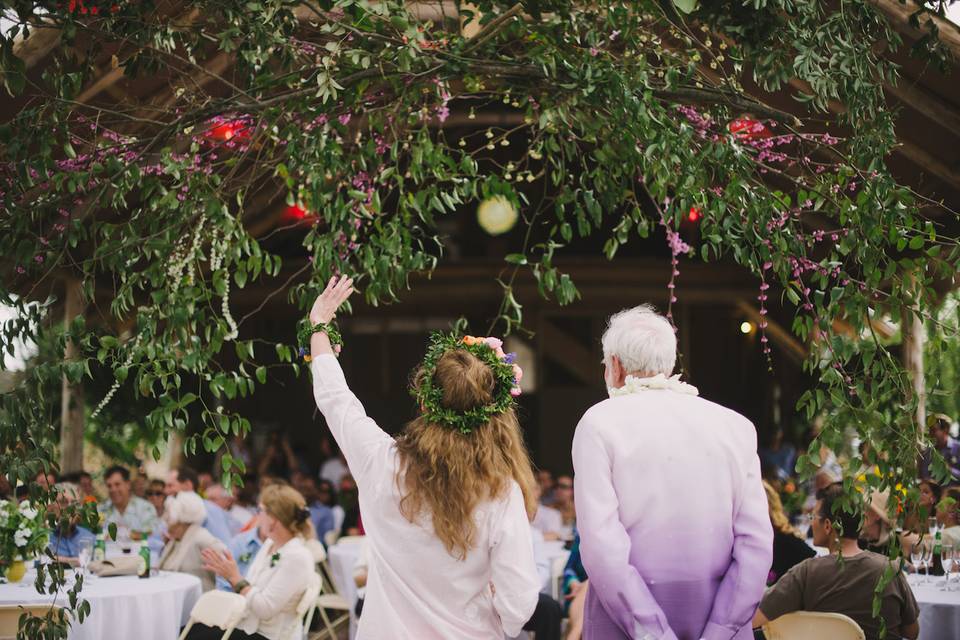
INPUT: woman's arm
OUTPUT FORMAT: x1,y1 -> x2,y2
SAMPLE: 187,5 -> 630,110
307,276 -> 393,483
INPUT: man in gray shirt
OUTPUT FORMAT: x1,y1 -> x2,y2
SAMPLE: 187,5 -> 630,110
753,483 -> 919,640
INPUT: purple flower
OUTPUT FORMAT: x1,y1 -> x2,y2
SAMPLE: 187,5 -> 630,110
503,352 -> 517,364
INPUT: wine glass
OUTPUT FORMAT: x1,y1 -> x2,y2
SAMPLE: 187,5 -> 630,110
928,517 -> 941,537
910,545 -> 924,579
77,538 -> 94,583
921,546 -> 934,584
941,545 -> 955,591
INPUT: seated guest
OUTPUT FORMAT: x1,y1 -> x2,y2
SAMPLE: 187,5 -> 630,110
551,475 -> 576,541
860,488 -> 894,554
763,480 -> 814,585
158,491 -> 226,591
537,469 -> 557,506
759,428 -> 797,482
903,479 -> 941,534
532,484 -> 564,541
753,483 -> 919,640
563,532 -> 588,640
146,479 -> 166,517
338,474 -> 362,537
217,514 -> 267,592
99,465 -> 160,540
206,484 -> 248,533
920,414 -> 960,485
165,467 -> 234,542
197,484 -> 315,640
77,471 -> 99,502
299,475 -> 335,543
47,483 -> 95,565
938,486 -> 960,547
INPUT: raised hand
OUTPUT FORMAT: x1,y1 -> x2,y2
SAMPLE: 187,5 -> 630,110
309,275 -> 354,325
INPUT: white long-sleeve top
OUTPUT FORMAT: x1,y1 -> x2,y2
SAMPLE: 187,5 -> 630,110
237,536 -> 314,639
311,355 -> 539,639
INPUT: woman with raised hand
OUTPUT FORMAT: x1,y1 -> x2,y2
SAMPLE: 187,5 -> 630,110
306,275 -> 540,639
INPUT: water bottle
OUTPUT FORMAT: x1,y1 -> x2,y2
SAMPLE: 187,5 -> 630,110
137,542 -> 150,579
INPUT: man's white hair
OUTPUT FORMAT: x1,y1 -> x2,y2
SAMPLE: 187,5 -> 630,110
601,305 -> 676,376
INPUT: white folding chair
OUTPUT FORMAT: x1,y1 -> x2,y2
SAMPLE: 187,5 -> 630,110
0,605 -> 63,640
323,529 -> 339,548
291,572 -> 322,640
762,611 -> 865,640
178,591 -> 248,640
312,569 -> 352,640
550,554 -> 567,601
304,537 -> 327,564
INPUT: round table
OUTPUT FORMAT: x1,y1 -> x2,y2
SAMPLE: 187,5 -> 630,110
0,570 -> 201,640
907,574 -> 960,640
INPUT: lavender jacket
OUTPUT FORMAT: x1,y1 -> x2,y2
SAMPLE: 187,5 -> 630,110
572,388 -> 772,640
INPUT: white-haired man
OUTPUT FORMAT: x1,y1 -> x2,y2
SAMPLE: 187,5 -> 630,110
572,305 -> 772,640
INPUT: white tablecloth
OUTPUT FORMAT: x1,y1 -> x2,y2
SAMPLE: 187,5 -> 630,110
907,574 -> 960,640
327,539 -> 365,640
0,570 -> 201,640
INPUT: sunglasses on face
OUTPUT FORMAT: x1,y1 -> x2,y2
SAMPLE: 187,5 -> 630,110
146,491 -> 164,497
556,484 -> 573,489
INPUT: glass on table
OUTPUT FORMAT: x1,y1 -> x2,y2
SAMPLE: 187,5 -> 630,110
940,545 -> 955,591
921,546 -> 934,584
77,539 -> 93,578
928,517 -> 941,538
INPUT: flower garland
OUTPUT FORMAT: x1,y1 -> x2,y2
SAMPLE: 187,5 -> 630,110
608,373 -> 699,397
412,333 -> 522,434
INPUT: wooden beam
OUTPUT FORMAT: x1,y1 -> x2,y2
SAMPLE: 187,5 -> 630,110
789,77 -> 960,189
75,67 -> 125,104
896,139 -> 960,187
884,81 -> 960,134
539,318 -> 598,385
867,0 -> 960,59
59,277 -> 86,473
735,299 -> 808,365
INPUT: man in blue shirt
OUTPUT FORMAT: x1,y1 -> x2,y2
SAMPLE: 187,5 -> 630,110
300,475 -> 335,544
164,467 -> 234,542
48,483 -> 96,563
216,516 -> 266,591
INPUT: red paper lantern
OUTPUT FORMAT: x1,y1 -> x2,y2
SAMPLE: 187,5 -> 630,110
728,117 -> 770,140
687,206 -> 703,223
281,205 -> 316,223
206,119 -> 251,142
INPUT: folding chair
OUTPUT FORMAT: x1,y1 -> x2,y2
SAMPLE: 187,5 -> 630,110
0,605 -> 63,640
177,590 -> 248,640
292,572 -> 322,640
762,611 -> 865,640
312,571 -> 352,640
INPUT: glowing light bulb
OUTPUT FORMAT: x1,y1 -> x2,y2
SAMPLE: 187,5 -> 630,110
477,196 -> 518,236
740,321 -> 755,334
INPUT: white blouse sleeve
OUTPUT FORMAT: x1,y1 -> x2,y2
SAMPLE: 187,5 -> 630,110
489,483 -> 540,636
244,548 -> 313,621
310,355 -> 394,485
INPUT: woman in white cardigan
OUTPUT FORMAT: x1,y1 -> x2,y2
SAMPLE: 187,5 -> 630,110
157,491 -> 225,591
195,484 -> 315,640
304,276 -> 540,639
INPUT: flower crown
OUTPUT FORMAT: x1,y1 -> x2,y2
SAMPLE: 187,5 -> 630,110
412,333 -> 523,434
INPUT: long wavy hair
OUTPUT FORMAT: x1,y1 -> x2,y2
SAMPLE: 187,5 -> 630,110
762,480 -> 799,537
396,347 -> 537,560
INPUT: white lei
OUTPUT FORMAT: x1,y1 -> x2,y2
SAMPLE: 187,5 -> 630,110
608,373 -> 699,397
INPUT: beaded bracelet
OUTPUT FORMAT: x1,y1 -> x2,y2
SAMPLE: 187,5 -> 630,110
297,320 -> 343,362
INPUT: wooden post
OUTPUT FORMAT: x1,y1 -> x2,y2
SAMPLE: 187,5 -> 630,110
59,277 -> 86,473
902,271 -> 926,430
